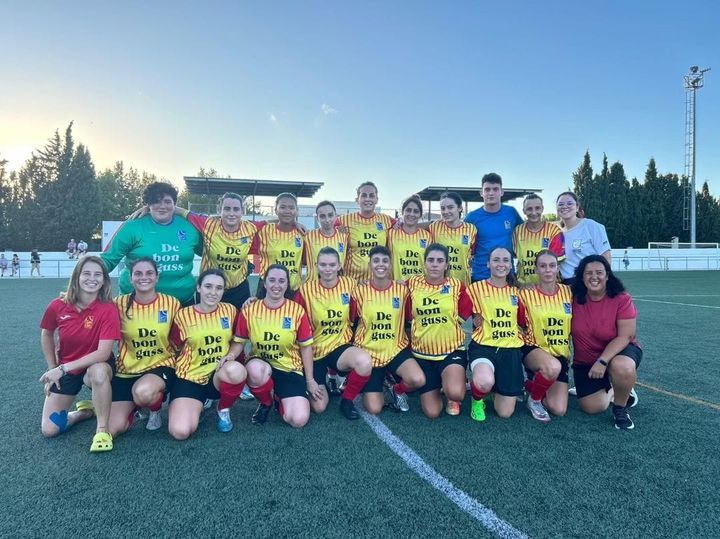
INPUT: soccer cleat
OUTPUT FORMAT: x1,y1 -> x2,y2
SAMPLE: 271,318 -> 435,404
568,386 -> 577,396
339,398 -> 360,420
470,398 -> 486,422
445,400 -> 461,416
203,399 -> 214,411
251,403 -> 272,425
217,408 -> 233,432
527,397 -> 551,423
146,410 -> 162,431
627,387 -> 638,408
326,374 -> 341,395
336,375 -> 348,393
239,386 -> 255,401
391,386 -> 410,412
613,405 -> 634,430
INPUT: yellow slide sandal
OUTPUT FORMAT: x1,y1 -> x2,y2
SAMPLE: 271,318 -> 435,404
75,400 -> 95,414
90,432 -> 113,453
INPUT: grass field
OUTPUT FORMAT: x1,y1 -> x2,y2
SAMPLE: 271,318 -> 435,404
1,272 -> 718,538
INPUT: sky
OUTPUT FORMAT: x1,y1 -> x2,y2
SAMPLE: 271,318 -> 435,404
1,0 -> 718,211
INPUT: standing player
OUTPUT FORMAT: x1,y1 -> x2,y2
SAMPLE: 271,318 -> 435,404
303,201 -> 350,282
465,173 -> 523,282
108,258 -> 181,436
11,253 -> 19,276
339,182 -> 395,281
168,270 -> 247,439
30,249 -> 41,277
352,246 -> 425,414
406,244 -> 473,418
39,256 -> 120,452
428,191 -> 477,285
466,247 -> 528,421
513,194 -> 565,286
295,247 -> 373,420
519,251 -> 571,422
234,265 -> 316,428
387,195 -> 432,280
0,253 -> 7,277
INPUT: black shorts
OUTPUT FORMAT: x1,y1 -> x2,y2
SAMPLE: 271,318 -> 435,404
416,349 -> 467,394
522,346 -> 570,384
573,343 -> 643,399
170,376 -> 220,402
364,348 -> 414,393
50,359 -> 115,396
222,280 -> 251,310
312,344 -> 353,384
111,367 -> 175,402
272,368 -> 308,400
467,342 -> 524,397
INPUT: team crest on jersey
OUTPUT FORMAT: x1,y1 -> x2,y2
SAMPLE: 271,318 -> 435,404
338,242 -> 345,253
541,238 -> 549,248
158,310 -> 168,323
462,235 -> 469,245
420,239 -> 427,248
282,317 -> 292,329
572,239 -> 583,251
376,222 -> 384,231
178,230 -> 187,241
504,220 -> 512,230
240,236 -> 248,244
563,302 -> 572,314
392,297 -> 400,309
220,317 -> 230,329
441,285 -> 450,294
83,316 -> 94,329
510,295 -> 518,306
341,293 -> 350,305
294,237 -> 302,248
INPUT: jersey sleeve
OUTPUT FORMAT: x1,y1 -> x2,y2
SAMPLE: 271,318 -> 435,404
297,312 -> 314,346
169,319 -> 185,350
233,310 -> 250,342
404,294 -> 414,321
294,291 -> 308,312
550,230 -> 565,259
617,294 -> 637,320
458,284 -> 473,320
186,211 -> 208,233
101,221 -> 137,272
517,298 -> 527,327
39,300 -> 60,331
590,221 -> 611,253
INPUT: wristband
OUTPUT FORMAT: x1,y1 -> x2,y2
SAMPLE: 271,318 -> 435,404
597,358 -> 608,367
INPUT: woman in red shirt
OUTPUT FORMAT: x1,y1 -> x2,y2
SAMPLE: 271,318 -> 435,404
39,256 -> 121,452
570,255 -> 642,430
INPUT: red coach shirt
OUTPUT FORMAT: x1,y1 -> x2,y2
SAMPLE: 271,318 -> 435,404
40,299 -> 121,374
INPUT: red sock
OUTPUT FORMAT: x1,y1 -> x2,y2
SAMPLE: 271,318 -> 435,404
219,381 -> 246,410
530,373 -> 555,401
524,379 -> 534,395
471,382 -> 488,401
393,381 -> 410,395
249,378 -> 274,407
274,394 -> 285,417
342,371 -> 371,401
148,394 -> 164,412
127,406 -> 138,427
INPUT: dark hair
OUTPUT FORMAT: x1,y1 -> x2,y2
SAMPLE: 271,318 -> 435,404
571,255 -> 625,304
368,245 -> 390,259
481,173 -> 503,186
126,257 -> 159,319
315,200 -> 336,213
356,181 -> 378,196
439,191 -> 463,208
523,193 -> 543,205
143,182 -> 178,205
487,246 -> 516,286
317,247 -> 344,276
258,264 -> 295,299
424,243 -> 449,262
197,268 -> 227,288
534,249 -> 558,265
401,194 -> 423,213
556,191 -> 585,219
218,192 -> 243,204
275,192 -> 297,206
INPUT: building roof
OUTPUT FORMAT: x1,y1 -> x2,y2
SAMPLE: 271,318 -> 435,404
183,177 -> 324,199
415,186 -> 541,203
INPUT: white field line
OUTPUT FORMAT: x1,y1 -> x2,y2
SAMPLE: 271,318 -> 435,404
634,294 -> 720,298
360,410 -> 528,539
634,298 -> 720,309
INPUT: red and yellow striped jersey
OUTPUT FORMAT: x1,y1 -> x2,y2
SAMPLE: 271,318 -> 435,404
519,285 -> 572,359
234,299 -> 313,373
338,212 -> 394,280
295,276 -> 356,359
187,213 -> 259,288
303,228 -> 350,282
352,281 -> 409,367
115,293 -> 180,377
171,303 -> 237,384
428,221 -> 477,285
467,280 -> 526,348
254,223 -> 304,290
406,276 -> 473,360
512,221 -> 565,285
387,227 -> 433,280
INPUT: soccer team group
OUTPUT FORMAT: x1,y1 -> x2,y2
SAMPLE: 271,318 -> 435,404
38,173 -> 642,452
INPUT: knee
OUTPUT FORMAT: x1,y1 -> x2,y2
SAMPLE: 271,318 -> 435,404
223,362 -> 247,384
579,398 -> 609,415
546,403 -> 567,417
354,353 -> 373,376
472,376 -> 493,394
311,400 -> 328,415
133,385 -> 157,406
284,410 -> 309,428
611,362 -> 636,383
169,424 -> 194,441
86,363 -> 111,386
496,408 -> 515,419
445,385 -> 466,402
41,422 -> 60,438
542,361 -> 561,381
406,371 -> 426,391
422,404 -> 442,420
364,401 -> 383,415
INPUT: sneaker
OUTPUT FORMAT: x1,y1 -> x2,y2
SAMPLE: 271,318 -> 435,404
251,403 -> 272,425
339,398 -> 360,420
568,386 -> 577,396
146,410 -> 162,431
391,386 -> 410,412
613,405 -> 634,430
627,387 -> 638,408
327,374 -> 341,396
526,397 -> 551,423
336,375 -> 348,393
239,386 -> 255,401
445,400 -> 461,416
470,398 -> 486,422
217,408 -> 233,432
133,409 -> 148,422
202,398 -> 214,411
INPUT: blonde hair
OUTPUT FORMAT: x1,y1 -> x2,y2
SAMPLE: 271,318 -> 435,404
65,256 -> 113,305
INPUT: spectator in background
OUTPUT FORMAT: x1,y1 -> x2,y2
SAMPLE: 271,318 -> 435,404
11,254 -> 19,276
77,240 -> 88,256
67,239 -> 78,259
623,250 -> 630,270
30,249 -> 42,277
0,254 -> 7,277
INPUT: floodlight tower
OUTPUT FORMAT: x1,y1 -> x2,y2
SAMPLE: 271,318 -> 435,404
683,65 -> 710,247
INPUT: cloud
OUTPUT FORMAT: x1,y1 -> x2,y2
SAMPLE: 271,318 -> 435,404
269,113 -> 279,126
321,103 -> 337,115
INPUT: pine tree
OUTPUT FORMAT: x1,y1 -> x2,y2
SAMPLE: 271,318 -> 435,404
64,144 -> 100,248
572,150 -> 593,205
604,161 -> 630,247
696,182 -> 719,243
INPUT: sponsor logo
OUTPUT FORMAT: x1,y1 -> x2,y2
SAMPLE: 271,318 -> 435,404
178,230 -> 187,241
59,315 -> 72,321
510,295 -> 518,306
294,237 -> 302,248
338,242 -> 345,253
241,237 -> 248,244
441,285 -> 450,294
541,238 -> 549,248
392,297 -> 400,309
341,293 -> 350,305
158,310 -> 168,323
376,222 -> 384,231
420,239 -> 427,248
504,220 -> 512,230
220,317 -> 230,329
462,235 -> 469,245
563,302 -> 572,314
282,317 -> 292,329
